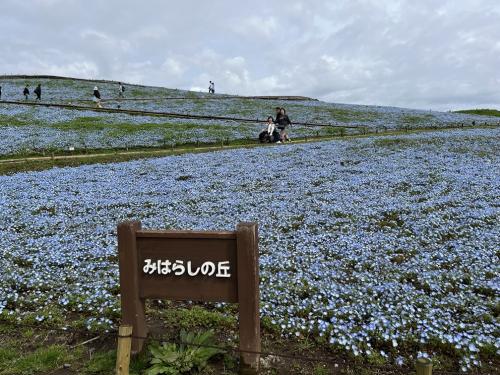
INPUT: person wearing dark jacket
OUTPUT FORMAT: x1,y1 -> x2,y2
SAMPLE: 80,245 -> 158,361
274,107 -> 281,121
93,86 -> 102,108
275,107 -> 292,142
34,84 -> 42,100
23,85 -> 30,100
0,86 -> 2,100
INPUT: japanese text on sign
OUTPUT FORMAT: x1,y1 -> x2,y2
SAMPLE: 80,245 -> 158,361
143,259 -> 231,278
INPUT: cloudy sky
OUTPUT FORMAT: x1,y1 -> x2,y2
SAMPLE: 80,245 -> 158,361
1,0 -> 499,110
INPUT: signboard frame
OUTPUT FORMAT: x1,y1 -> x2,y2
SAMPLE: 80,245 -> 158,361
117,221 -> 260,372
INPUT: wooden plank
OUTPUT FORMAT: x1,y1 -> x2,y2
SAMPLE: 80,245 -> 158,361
136,230 -> 236,239
137,237 -> 238,302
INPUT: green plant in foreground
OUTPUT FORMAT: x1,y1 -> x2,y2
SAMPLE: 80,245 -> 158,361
146,330 -> 223,375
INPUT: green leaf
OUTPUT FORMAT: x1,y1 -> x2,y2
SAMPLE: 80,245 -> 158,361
146,330 -> 222,374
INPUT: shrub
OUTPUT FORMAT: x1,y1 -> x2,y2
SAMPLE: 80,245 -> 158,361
145,330 -> 223,375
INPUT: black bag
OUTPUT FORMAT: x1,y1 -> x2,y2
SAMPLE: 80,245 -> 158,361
259,130 -> 270,143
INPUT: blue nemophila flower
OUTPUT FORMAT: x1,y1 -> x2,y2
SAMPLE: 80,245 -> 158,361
0,127 -> 498,370
0,78 -> 499,156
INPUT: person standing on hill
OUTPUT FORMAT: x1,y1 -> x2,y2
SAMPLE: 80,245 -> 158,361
275,107 -> 292,142
0,85 -> 2,100
23,85 -> 30,100
93,86 -> 102,108
34,84 -> 42,101
118,82 -> 125,98
274,107 -> 281,122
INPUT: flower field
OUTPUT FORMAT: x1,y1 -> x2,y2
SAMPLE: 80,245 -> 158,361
0,127 -> 498,371
1,77 -> 499,157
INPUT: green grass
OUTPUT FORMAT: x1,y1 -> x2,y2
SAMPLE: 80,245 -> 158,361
83,350 -> 150,375
0,345 -> 80,375
159,305 -> 237,331
0,113 -> 41,127
0,347 -> 17,364
83,350 -> 116,374
455,108 -> 500,117
401,114 -> 433,124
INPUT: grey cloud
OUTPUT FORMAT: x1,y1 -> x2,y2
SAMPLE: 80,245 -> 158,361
0,0 -> 499,110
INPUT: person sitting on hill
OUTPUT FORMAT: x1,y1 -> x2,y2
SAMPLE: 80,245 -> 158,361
259,116 -> 280,143
34,84 -> 42,101
93,86 -> 103,108
23,85 -> 30,100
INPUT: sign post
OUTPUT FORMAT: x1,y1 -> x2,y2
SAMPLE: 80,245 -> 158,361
117,221 -> 260,373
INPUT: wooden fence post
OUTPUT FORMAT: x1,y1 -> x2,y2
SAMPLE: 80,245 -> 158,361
416,358 -> 432,375
117,221 -> 148,353
116,325 -> 133,375
236,222 -> 260,374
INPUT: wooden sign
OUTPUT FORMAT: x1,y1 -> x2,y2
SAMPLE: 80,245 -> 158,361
117,221 -> 260,372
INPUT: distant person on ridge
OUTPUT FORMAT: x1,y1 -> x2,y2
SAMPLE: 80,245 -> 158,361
118,82 -> 125,98
93,86 -> 102,108
275,107 -> 292,142
209,81 -> 215,94
23,85 -> 30,100
34,84 -> 42,101
0,85 -> 2,100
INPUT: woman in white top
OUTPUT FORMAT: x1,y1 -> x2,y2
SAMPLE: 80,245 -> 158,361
93,86 -> 102,108
259,116 -> 280,143
266,116 -> 275,135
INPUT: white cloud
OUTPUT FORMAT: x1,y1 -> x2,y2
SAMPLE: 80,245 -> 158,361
46,61 -> 100,78
161,58 -> 185,77
232,16 -> 278,38
80,29 -> 131,52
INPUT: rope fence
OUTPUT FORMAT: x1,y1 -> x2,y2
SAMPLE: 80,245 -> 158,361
0,100 -> 362,129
